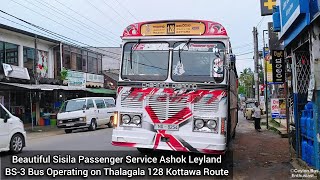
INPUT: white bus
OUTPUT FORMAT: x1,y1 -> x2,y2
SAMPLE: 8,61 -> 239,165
112,20 -> 238,154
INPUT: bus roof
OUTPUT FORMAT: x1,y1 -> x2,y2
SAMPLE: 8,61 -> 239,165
122,20 -> 228,38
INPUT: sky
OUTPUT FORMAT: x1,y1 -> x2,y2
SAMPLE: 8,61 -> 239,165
0,0 -> 272,74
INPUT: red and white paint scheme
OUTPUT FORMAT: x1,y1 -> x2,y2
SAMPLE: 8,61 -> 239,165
112,20 -> 238,154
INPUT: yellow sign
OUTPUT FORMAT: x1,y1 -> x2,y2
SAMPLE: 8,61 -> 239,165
141,22 -> 205,36
265,55 -> 273,82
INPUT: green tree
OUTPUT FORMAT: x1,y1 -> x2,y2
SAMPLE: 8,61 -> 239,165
239,68 -> 254,98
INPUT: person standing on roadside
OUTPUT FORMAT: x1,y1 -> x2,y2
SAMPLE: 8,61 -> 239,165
253,102 -> 262,132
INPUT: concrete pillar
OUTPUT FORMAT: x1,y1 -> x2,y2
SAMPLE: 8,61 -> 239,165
18,45 -> 23,67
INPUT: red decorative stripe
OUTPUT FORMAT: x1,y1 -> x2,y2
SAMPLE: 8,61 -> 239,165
164,107 -> 192,124
198,149 -> 226,155
111,141 -> 136,147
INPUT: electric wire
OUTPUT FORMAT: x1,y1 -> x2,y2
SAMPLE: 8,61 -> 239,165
30,0 -> 120,45
10,0 -> 114,47
53,0 -> 119,39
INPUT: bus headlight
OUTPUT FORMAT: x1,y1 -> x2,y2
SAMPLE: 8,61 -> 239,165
207,120 -> 217,129
121,114 -> 131,124
132,115 -> 141,125
194,119 -> 205,129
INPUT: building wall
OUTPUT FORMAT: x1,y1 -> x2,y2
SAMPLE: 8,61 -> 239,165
88,47 -> 121,70
0,28 -> 57,78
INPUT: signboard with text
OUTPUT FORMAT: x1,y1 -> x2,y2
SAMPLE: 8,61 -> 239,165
2,63 -> 30,80
140,22 -> 206,36
67,70 -> 86,88
271,98 -> 286,118
271,50 -> 285,83
260,0 -> 276,16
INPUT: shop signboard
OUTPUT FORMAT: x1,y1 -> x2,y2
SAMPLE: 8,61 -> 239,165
278,0 -> 310,42
67,70 -> 86,88
271,50 -> 285,83
2,63 -> 30,80
260,0 -> 276,16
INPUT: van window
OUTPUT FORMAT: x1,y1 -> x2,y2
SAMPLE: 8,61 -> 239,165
87,99 -> 95,109
104,99 -> 115,107
0,105 -> 8,119
60,99 -> 86,113
95,99 -> 106,109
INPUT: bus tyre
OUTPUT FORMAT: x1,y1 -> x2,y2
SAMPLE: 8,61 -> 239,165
89,119 -> 97,131
10,133 -> 24,154
65,129 -> 72,134
137,148 -> 154,154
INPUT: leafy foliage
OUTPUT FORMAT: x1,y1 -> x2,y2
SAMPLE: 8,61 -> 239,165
239,68 -> 254,98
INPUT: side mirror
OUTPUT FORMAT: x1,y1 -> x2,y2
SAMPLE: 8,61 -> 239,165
83,105 -> 87,110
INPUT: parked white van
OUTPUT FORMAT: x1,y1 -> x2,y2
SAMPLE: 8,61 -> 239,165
57,97 -> 115,134
0,103 -> 26,153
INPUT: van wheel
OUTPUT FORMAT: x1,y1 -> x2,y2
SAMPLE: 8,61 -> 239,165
89,119 -> 97,131
10,134 -> 24,154
65,129 -> 72,134
137,148 -> 154,154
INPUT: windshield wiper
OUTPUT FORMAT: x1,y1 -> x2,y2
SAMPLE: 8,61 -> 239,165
130,39 -> 141,69
178,39 -> 191,63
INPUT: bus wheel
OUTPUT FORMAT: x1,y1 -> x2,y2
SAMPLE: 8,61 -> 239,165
137,148 -> 153,154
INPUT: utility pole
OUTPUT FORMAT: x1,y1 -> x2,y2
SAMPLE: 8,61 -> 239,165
253,27 -> 259,102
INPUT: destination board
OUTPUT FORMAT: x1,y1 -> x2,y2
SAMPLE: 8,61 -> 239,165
140,22 -> 205,36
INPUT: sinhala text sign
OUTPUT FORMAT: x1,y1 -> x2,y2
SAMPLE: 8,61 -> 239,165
271,50 -> 285,83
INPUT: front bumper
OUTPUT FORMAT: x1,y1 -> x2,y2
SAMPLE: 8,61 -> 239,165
57,122 -> 88,129
112,129 -> 226,154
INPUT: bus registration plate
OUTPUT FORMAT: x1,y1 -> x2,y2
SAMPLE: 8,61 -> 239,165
154,123 -> 179,131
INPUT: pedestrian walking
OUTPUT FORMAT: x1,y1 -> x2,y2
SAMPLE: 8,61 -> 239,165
253,102 -> 261,132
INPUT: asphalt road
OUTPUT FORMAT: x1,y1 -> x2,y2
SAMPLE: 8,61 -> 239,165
25,127 -> 134,151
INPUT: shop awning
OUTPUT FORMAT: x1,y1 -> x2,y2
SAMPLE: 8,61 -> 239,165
86,88 -> 116,95
0,82 -> 87,91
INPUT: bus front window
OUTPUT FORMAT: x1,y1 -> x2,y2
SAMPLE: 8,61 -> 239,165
121,42 -> 169,81
172,41 -> 226,83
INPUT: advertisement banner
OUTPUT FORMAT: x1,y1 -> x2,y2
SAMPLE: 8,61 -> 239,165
271,50 -> 285,83
265,55 -> 273,83
271,98 -> 280,118
271,98 -> 286,118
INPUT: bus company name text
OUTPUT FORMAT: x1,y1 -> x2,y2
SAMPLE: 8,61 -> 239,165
142,82 -> 197,89
11,154 -> 221,165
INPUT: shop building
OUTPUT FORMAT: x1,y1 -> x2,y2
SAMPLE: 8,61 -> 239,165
0,24 -> 116,126
273,0 -> 320,169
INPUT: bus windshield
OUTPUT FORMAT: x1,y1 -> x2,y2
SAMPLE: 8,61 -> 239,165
172,41 -> 225,83
121,42 -> 169,81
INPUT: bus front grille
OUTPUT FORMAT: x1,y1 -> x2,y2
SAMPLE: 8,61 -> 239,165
194,96 -> 219,113
120,92 -> 143,108
146,96 -> 189,121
